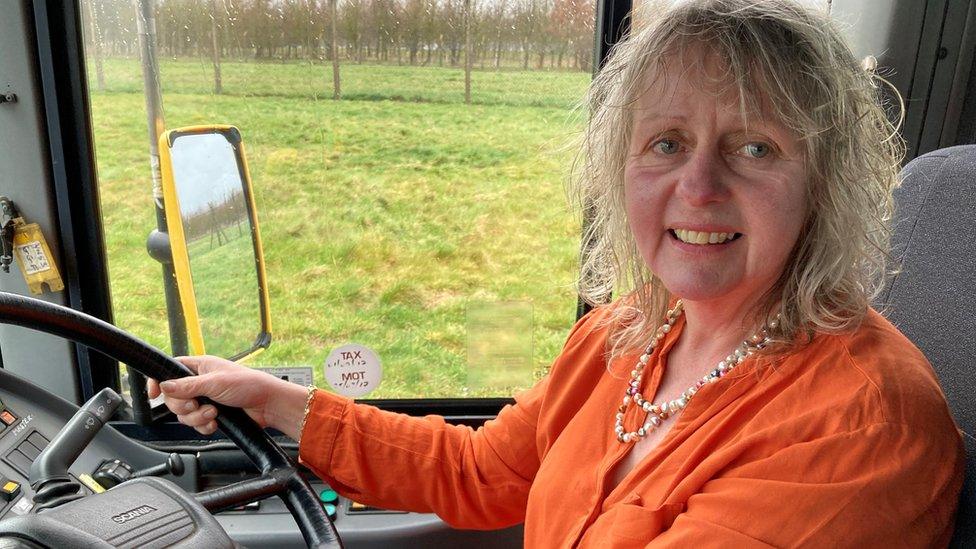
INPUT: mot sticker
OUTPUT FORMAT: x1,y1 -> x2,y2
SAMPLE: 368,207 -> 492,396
324,343 -> 382,397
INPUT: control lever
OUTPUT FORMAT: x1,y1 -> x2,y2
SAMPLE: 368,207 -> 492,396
133,452 -> 185,479
92,453 -> 185,489
30,388 -> 122,511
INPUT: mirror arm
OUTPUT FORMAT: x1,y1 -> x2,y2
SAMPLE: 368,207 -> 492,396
128,228 -> 188,426
146,228 -> 173,263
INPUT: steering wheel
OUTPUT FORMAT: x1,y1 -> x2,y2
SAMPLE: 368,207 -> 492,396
0,292 -> 342,548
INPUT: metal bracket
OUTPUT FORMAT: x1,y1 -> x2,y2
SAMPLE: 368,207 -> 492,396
0,93 -> 18,105
0,197 -> 20,273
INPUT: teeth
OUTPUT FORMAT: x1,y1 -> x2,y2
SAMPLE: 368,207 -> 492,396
673,229 -> 736,245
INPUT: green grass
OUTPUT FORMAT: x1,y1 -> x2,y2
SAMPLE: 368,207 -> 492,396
91,57 -> 587,398
95,57 -> 589,109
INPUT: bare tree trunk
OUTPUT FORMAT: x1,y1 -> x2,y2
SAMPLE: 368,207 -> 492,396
211,0 -> 223,94
84,0 -> 106,91
330,0 -> 341,99
464,0 -> 471,104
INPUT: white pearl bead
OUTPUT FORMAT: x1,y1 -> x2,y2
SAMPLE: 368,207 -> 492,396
613,304 -> 774,443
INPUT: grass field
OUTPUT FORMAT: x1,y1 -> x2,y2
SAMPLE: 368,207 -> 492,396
90,57 -> 589,398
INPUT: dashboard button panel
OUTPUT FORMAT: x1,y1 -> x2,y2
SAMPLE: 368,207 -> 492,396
0,411 -> 16,427
0,479 -> 20,501
2,430 -> 49,478
3,449 -> 31,478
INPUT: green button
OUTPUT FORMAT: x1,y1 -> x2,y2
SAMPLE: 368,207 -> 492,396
324,503 -> 337,519
319,489 -> 338,504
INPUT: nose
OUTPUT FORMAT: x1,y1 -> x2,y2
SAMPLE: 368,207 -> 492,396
674,146 -> 730,206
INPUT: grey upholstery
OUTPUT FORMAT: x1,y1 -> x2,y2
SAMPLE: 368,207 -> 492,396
880,145 -> 976,548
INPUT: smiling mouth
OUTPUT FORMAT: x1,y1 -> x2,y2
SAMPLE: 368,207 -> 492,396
669,228 -> 743,245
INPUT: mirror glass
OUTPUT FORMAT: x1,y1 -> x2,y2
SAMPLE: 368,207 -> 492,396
167,130 -> 266,359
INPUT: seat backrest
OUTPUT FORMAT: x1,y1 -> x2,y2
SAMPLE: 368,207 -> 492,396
880,145 -> 976,547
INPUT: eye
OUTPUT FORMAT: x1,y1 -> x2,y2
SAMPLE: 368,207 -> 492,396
740,142 -> 771,159
653,138 -> 680,155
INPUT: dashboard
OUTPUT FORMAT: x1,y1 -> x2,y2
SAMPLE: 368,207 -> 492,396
0,368 -> 522,548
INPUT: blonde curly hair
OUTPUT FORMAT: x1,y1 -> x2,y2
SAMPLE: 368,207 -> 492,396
571,0 -> 905,360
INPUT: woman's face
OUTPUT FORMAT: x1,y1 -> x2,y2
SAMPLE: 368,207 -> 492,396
624,58 -> 808,311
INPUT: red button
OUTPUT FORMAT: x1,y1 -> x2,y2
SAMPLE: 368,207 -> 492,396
0,411 -> 16,426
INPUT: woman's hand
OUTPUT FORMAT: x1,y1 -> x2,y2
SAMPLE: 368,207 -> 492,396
147,355 -> 309,439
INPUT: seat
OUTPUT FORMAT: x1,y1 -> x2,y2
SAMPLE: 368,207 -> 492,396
880,144 -> 976,547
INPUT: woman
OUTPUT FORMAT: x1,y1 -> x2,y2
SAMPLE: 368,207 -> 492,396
150,0 -> 964,545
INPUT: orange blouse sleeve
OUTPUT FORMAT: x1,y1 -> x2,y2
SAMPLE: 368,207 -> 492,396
647,420 -> 963,547
297,378 -> 547,530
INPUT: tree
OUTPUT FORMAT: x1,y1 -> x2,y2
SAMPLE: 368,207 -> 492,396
329,0 -> 341,98
210,0 -> 223,93
463,0 -> 472,102
550,0 -> 594,70
84,0 -> 107,91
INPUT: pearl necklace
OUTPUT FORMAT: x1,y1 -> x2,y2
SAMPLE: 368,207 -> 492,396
613,301 -> 776,443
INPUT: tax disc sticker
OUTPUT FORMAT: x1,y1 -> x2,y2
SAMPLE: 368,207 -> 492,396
325,344 -> 382,397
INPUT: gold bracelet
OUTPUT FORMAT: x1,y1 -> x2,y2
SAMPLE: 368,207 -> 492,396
299,384 -> 316,443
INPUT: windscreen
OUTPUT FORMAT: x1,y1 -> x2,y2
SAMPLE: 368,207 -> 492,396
81,0 -> 595,399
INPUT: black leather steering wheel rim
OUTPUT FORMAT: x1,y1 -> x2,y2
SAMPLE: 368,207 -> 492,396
0,291 -> 341,548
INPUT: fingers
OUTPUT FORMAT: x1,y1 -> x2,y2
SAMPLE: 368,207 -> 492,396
179,355 -> 236,375
149,355 -> 231,436
196,420 -> 219,436
147,378 -> 160,399
167,396 -> 199,414
176,402 -> 218,428
146,356 -> 204,400
175,355 -> 203,374
158,374 -> 208,400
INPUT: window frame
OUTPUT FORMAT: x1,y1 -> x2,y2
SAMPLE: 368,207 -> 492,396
31,0 -> 119,400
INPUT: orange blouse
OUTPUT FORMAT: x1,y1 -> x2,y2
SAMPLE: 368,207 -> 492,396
299,307 -> 964,547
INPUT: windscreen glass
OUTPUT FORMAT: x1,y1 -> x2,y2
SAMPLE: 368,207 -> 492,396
81,0 -> 594,398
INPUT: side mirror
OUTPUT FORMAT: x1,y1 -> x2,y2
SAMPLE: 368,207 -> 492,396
158,125 -> 271,360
